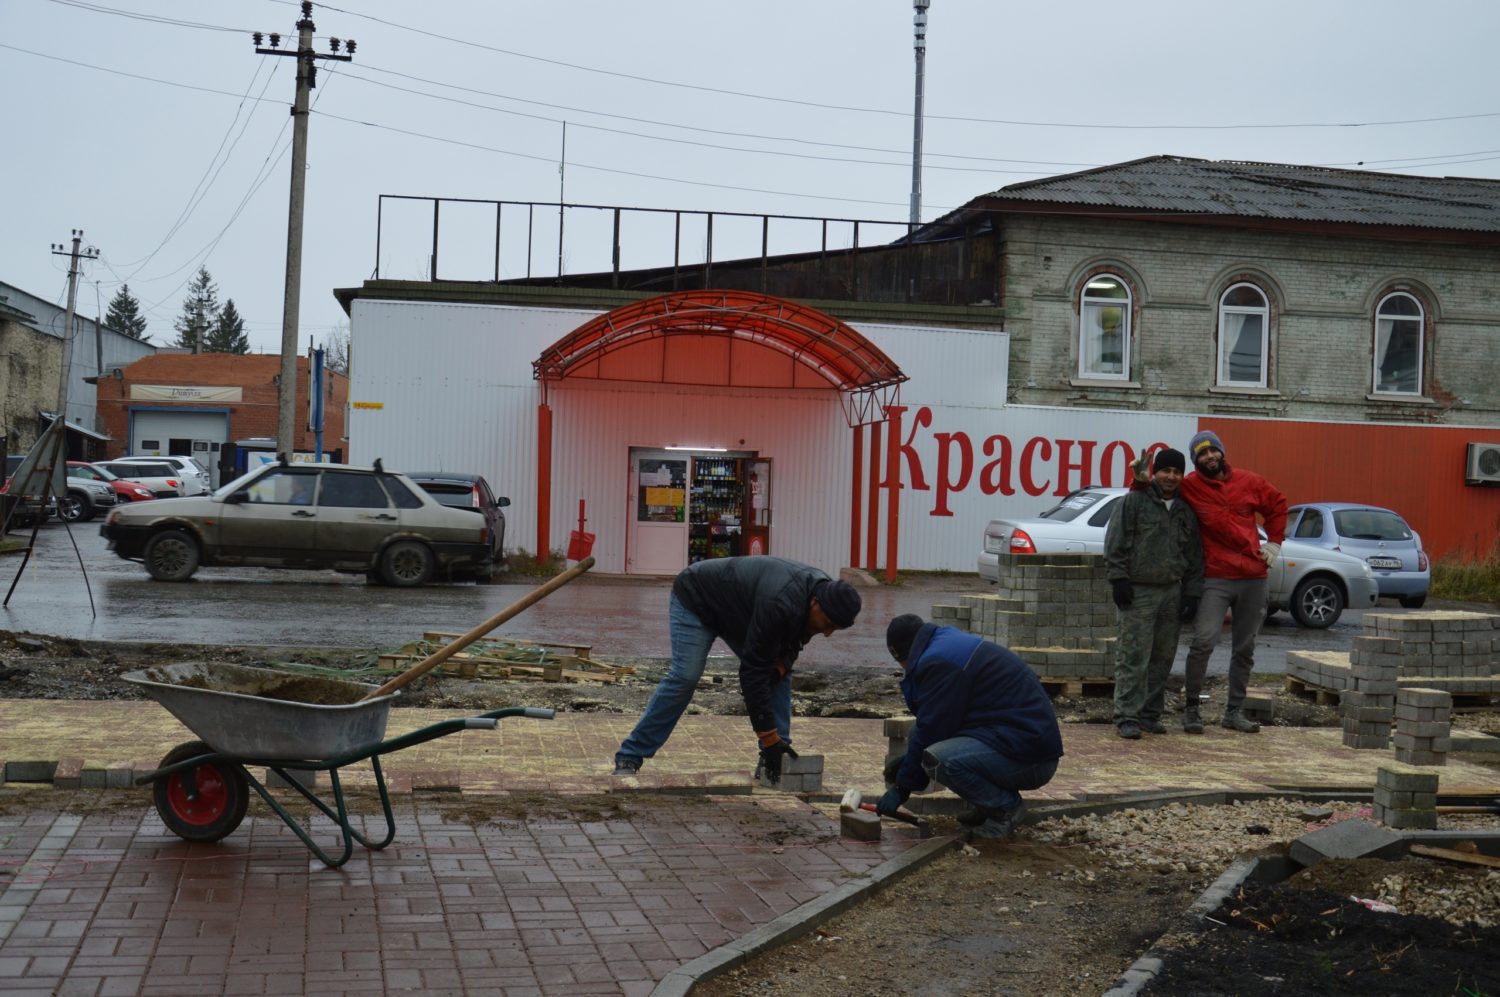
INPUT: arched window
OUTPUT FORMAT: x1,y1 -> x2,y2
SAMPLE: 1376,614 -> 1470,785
1374,292 -> 1423,394
1079,275 -> 1130,379
1217,283 -> 1269,387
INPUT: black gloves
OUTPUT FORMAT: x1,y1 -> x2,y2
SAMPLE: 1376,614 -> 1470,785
1180,597 -> 1200,623
882,754 -> 902,786
757,737 -> 799,786
876,786 -> 910,817
1111,579 -> 1134,609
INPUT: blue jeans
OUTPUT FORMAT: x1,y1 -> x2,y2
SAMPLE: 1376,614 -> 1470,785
616,594 -> 792,763
922,736 -> 1058,816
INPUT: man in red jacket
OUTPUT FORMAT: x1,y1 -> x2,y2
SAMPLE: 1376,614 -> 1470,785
1167,429 -> 1287,734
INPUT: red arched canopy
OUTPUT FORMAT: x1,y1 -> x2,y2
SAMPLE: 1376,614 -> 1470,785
532,290 -> 906,395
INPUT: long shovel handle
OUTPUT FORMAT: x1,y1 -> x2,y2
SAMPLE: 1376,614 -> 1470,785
361,556 -> 596,700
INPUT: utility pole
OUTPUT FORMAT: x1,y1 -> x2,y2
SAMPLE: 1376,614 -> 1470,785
254,2 -> 353,459
50,230 -> 99,416
909,0 -> 931,227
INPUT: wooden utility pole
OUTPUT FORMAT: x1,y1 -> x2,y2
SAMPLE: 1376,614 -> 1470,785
254,3 -> 353,458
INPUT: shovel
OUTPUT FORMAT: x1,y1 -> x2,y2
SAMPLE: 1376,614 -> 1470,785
361,555 -> 595,700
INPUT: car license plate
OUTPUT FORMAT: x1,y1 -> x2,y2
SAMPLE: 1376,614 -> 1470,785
1367,556 -> 1402,570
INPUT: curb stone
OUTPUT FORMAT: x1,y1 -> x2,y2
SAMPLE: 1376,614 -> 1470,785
650,833 -> 961,996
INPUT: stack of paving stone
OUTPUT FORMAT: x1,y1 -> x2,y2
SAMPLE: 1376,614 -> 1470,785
1287,610 -> 1500,707
1340,641 -> 1398,749
1373,761 -> 1439,830
941,553 -> 1116,685
883,716 -> 914,782
1393,687 -> 1453,766
755,753 -> 823,792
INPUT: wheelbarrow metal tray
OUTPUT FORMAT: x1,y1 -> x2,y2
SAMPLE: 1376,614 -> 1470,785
121,662 -> 399,760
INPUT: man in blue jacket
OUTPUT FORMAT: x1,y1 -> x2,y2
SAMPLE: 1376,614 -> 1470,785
877,614 -> 1063,839
612,556 -> 862,783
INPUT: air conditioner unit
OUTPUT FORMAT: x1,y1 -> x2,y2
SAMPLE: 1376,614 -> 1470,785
1466,442 -> 1500,485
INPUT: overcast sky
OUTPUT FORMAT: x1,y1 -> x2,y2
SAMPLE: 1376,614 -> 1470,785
4,0 -> 1498,356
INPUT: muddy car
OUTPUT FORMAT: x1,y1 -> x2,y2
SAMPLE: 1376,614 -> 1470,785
100,460 -> 496,585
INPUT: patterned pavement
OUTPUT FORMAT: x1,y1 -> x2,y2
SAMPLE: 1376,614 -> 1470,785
1,700 -> 1496,995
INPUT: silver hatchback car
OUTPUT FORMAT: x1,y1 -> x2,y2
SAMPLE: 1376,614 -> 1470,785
101,460 -> 495,586
1286,503 -> 1430,608
978,487 -> 1379,628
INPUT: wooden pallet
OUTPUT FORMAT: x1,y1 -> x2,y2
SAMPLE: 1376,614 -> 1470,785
1039,676 -> 1116,698
1285,675 -> 1342,706
375,632 -> 633,684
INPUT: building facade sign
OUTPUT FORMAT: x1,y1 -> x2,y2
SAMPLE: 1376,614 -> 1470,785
131,384 -> 243,402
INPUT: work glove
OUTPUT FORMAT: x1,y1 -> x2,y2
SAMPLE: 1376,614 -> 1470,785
1129,447 -> 1152,484
882,754 -> 903,786
1111,578 -> 1134,609
1179,597 -> 1200,623
756,733 -> 798,786
1258,541 -> 1281,567
875,785 -> 910,817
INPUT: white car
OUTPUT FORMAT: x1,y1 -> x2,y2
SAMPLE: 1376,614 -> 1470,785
112,455 -> 210,496
978,487 -> 1380,629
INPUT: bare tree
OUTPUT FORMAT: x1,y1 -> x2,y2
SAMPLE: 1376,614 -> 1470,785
321,322 -> 350,373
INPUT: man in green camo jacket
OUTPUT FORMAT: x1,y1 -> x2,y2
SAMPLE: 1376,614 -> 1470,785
1104,447 -> 1204,740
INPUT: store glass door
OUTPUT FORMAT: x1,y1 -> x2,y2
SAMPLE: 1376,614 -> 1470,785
629,453 -> 688,574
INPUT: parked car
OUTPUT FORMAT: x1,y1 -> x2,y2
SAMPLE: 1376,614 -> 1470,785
3,454 -> 56,529
67,461 -> 157,504
112,455 -> 210,495
93,460 -> 183,499
978,486 -> 1380,628
1286,502 -> 1430,608
404,471 -> 509,572
58,468 -> 117,523
101,460 -> 496,585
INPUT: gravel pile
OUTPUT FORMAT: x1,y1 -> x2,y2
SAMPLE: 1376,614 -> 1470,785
1026,799 -> 1500,927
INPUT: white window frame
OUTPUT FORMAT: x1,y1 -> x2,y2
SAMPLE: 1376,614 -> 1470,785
1078,275 -> 1131,380
1216,283 -> 1269,388
1373,292 -> 1424,396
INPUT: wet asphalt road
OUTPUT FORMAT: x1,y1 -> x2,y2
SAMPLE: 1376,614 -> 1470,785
0,521 -> 1376,672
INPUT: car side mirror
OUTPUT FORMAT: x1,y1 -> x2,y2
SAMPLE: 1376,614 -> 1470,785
223,491 -> 247,505
496,496 -> 510,508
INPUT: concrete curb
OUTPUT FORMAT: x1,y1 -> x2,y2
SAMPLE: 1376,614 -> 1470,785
649,832 -> 961,996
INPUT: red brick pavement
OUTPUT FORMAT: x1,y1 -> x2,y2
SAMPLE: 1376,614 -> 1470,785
0,793 -> 919,996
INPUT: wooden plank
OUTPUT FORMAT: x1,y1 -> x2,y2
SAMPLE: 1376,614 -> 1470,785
1409,843 -> 1500,869
423,631 -> 592,658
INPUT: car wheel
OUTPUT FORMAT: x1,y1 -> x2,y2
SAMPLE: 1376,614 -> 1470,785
144,530 -> 201,582
1291,575 -> 1344,629
60,491 -> 92,523
379,540 -> 434,587
1399,594 -> 1427,609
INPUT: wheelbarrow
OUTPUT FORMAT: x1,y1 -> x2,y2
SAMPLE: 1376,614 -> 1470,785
126,556 -> 595,868
124,661 -> 555,868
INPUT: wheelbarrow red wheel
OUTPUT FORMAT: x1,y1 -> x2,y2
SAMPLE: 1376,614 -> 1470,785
153,741 -> 249,843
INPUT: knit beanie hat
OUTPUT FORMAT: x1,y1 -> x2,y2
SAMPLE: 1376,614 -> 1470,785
886,614 -> 925,663
814,579 -> 862,629
1153,448 -> 1187,474
1188,430 -> 1224,460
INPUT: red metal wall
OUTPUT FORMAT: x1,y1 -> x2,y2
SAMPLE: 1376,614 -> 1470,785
1205,418 -> 1500,563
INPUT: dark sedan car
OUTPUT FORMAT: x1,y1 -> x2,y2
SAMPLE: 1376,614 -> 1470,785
404,471 -> 509,576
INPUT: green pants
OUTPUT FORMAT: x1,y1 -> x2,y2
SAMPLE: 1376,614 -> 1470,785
1113,581 -> 1183,725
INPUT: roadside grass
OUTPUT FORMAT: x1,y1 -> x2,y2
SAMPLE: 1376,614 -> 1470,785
503,547 -> 568,578
1431,547 -> 1500,606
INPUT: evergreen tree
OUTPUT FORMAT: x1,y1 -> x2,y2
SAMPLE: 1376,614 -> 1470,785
173,266 -> 220,353
205,298 -> 250,354
104,284 -> 150,341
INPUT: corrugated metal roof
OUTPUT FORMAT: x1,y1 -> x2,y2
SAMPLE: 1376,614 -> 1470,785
977,155 -> 1500,233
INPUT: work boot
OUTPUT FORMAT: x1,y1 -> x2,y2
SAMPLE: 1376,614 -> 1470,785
1183,707 -> 1204,735
1222,709 -> 1261,733
970,803 -> 1026,840
1139,718 -> 1168,735
611,755 -> 642,776
955,808 -> 988,828
1116,721 -> 1142,740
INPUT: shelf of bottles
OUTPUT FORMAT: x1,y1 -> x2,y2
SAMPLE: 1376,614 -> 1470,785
688,456 -> 746,563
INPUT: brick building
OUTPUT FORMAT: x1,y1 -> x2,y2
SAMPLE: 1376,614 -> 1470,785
95,353 -> 348,486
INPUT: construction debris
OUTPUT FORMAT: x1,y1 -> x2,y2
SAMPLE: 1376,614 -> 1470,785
376,631 -> 633,684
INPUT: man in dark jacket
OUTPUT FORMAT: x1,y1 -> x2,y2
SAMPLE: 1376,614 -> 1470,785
876,615 -> 1063,840
1105,448 -> 1204,740
612,556 -> 862,783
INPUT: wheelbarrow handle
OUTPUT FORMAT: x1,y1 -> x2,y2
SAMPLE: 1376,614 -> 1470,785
479,706 -> 556,721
